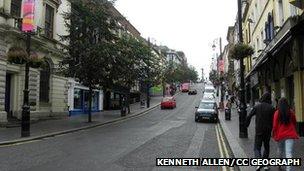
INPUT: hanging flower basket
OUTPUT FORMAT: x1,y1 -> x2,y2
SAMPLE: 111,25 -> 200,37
6,47 -> 28,64
229,43 -> 254,60
28,58 -> 46,68
28,52 -> 46,68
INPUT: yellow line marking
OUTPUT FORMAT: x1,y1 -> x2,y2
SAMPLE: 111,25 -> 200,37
217,124 -> 235,171
215,124 -> 227,171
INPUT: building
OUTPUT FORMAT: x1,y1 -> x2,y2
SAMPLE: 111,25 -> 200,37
241,0 -> 304,136
0,0 -> 145,122
0,0 -> 72,123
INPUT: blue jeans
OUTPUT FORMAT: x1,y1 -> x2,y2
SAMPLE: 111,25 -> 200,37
278,139 -> 294,171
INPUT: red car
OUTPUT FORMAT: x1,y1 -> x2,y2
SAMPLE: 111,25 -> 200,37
161,97 -> 176,109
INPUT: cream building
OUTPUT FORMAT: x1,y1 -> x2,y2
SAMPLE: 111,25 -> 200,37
242,0 -> 304,136
0,0 -> 74,123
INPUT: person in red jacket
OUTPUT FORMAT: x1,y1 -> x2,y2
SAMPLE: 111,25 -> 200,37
272,97 -> 299,171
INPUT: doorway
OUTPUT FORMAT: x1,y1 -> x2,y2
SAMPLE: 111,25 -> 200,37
5,74 -> 12,118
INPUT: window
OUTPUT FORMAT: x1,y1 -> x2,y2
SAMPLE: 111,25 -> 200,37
11,0 -> 22,17
265,13 -> 274,43
45,4 -> 54,38
248,23 -> 251,43
39,62 -> 51,103
74,89 -> 83,109
261,30 -> 264,47
278,0 -> 284,26
255,3 -> 258,21
256,38 -> 260,52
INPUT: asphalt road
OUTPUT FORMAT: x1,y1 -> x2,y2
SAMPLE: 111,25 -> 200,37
0,84 -> 232,171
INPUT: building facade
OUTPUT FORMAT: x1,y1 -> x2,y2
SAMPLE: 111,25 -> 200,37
241,0 -> 304,136
0,0 -> 72,123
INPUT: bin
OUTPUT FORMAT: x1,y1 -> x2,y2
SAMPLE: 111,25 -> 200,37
225,108 -> 231,120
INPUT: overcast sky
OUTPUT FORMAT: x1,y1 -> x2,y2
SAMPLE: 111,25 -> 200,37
115,0 -> 237,79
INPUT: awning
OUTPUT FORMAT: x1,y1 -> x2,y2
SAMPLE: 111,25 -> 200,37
289,0 -> 304,9
245,16 -> 303,79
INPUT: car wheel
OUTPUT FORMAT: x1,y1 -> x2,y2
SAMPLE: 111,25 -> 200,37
161,106 -> 164,109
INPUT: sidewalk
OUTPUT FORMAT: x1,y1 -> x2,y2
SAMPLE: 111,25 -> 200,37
219,104 -> 304,171
0,96 -> 163,144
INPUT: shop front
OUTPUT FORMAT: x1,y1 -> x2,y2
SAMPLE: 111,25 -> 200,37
68,80 -> 103,115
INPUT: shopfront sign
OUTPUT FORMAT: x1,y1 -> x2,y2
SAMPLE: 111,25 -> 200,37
22,0 -> 36,32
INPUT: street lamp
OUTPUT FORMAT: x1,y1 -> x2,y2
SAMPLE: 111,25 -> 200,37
237,0 -> 248,138
21,0 -> 36,137
146,38 -> 151,108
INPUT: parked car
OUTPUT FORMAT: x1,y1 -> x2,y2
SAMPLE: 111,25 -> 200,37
202,92 -> 215,100
195,99 -> 218,123
161,96 -> 176,109
188,89 -> 197,95
204,86 -> 215,94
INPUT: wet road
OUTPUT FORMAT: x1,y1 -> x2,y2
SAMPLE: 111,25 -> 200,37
0,84 -> 233,171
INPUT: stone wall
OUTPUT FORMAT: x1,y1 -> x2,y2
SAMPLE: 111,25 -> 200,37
50,75 -> 68,115
0,59 -> 7,122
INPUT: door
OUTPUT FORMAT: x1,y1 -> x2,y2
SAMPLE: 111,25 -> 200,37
5,74 -> 12,118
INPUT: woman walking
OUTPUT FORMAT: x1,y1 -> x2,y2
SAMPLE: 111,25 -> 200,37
272,98 -> 299,171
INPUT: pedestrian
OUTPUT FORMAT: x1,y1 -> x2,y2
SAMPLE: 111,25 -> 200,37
226,99 -> 232,109
245,92 -> 275,171
272,97 -> 299,171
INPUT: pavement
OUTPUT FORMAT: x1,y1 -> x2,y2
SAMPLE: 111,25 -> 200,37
219,102 -> 304,171
0,95 -> 163,144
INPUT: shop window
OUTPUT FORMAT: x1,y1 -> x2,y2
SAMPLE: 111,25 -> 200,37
11,0 -> 22,17
45,4 -> 54,38
74,89 -> 83,109
39,62 -> 51,103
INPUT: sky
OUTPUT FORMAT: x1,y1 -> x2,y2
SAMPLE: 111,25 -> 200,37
115,0 -> 237,79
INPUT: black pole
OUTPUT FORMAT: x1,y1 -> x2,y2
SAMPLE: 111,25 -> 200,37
21,32 -> 31,137
238,0 -> 248,138
88,88 -> 92,122
146,38 -> 150,108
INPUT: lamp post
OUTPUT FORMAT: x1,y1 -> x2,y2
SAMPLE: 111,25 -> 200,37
21,0 -> 35,137
21,32 -> 31,137
146,38 -> 151,108
237,0 -> 248,138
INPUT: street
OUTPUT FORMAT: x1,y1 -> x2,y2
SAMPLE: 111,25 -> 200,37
0,84 -> 233,171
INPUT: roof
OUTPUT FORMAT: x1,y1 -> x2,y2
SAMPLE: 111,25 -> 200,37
108,5 -> 141,38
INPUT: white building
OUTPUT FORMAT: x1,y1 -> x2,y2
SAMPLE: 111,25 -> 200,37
0,0 -> 106,122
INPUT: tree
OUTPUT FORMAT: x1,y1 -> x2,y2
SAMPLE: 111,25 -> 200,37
60,0 -> 120,122
61,0 -> 163,119
163,62 -> 198,84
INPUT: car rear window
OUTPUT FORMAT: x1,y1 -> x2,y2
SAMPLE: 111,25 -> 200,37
199,102 -> 214,109
162,97 -> 173,102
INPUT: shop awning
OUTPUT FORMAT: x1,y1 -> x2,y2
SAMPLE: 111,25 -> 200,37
289,0 -> 304,9
245,16 -> 303,79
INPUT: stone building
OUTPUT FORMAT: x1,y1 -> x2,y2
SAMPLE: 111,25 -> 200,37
241,0 -> 304,136
0,0 -> 71,123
